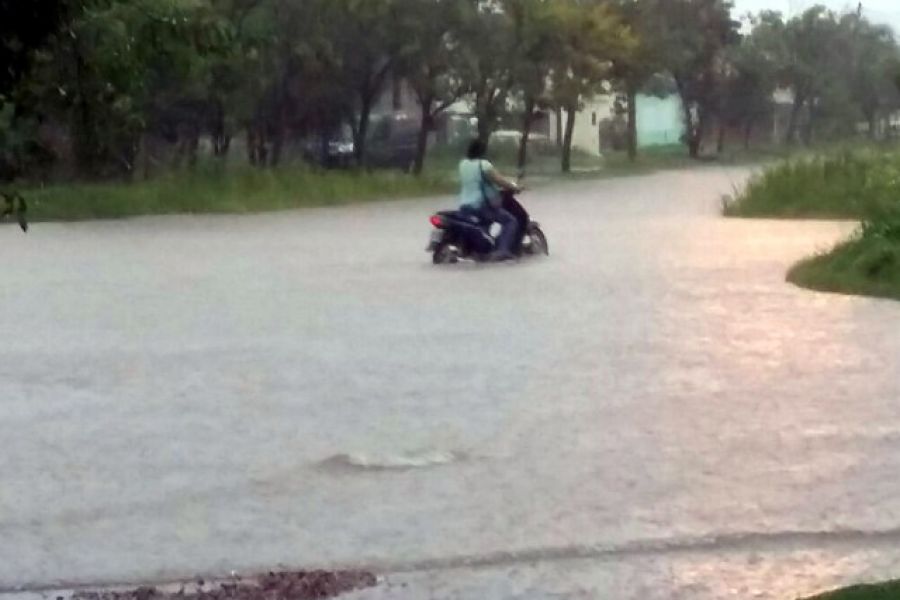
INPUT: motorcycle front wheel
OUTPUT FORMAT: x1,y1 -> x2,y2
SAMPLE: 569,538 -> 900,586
526,225 -> 549,256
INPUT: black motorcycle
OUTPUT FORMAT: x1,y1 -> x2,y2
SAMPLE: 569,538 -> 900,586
426,193 -> 548,264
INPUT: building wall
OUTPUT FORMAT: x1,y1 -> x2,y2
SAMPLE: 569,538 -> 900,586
548,94 -> 686,156
569,97 -> 616,157
635,95 -> 684,147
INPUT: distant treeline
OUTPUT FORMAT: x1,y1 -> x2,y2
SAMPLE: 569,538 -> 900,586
2,0 -> 899,182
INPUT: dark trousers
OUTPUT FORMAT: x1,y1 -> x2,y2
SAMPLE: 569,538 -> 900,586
468,203 -> 518,254
499,192 -> 529,254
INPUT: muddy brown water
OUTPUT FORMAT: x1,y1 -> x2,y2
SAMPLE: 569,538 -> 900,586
2,168 -> 899,598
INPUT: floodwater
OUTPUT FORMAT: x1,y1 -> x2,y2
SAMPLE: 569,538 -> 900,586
2,168 -> 899,599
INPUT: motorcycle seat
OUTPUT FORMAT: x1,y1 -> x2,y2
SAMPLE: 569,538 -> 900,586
438,210 -> 486,226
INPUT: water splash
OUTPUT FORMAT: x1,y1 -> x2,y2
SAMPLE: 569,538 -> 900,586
319,450 -> 464,472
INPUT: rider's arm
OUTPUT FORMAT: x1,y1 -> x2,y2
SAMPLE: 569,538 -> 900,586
484,167 -> 521,192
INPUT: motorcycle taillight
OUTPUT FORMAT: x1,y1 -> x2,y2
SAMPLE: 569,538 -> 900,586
429,215 -> 444,228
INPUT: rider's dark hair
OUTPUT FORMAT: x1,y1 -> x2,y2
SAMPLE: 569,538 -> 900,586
466,139 -> 487,160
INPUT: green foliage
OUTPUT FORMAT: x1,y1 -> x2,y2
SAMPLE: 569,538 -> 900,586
789,220 -> 900,300
548,0 -> 636,171
549,1 -> 636,110
4,0 -> 900,185
0,0 -> 62,95
638,0 -> 739,157
730,147 -> 900,301
724,148 -> 900,219
767,7 -> 900,144
20,0 -> 233,176
801,580 -> 900,600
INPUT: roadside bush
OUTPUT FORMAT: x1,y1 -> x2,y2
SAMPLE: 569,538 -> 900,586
724,149 -> 900,219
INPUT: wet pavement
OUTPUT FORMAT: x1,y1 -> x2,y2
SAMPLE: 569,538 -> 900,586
2,168 -> 899,598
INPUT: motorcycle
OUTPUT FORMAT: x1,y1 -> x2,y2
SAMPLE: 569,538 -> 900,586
426,192 -> 549,264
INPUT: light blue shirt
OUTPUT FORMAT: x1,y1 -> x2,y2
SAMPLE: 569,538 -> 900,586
459,159 -> 499,209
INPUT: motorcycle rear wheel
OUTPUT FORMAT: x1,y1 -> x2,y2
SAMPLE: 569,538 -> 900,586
432,242 -> 459,264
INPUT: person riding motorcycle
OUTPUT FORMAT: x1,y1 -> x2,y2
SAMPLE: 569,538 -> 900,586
458,139 -> 521,262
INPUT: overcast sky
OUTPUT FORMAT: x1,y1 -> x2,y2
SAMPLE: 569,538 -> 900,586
732,0 -> 900,32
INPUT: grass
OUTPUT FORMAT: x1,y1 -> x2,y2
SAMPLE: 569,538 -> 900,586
788,224 -> 900,301
18,142 -> 654,222
722,144 -> 900,301
11,139 -> 827,223
802,580 -> 900,600
723,145 -> 900,219
23,165 -> 453,221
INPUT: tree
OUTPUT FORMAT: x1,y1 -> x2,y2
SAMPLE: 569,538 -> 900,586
458,1 -> 519,145
611,0 -> 666,161
642,0 -> 739,158
395,0 -> 468,175
550,0 -> 635,172
25,0 -> 230,177
0,0 -> 64,97
504,0 -> 562,170
841,14 -> 900,140
324,0 -> 403,165
714,18 -> 780,151
0,0 -> 65,181
770,7 -> 846,145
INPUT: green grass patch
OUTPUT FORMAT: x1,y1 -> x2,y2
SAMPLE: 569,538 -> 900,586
724,146 -> 900,219
802,580 -> 900,600
22,165 -> 453,221
720,144 -> 900,301
788,223 -> 900,300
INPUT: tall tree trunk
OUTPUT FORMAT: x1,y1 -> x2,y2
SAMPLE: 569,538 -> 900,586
413,100 -> 433,176
270,100 -> 288,168
675,79 -> 701,159
247,127 -> 257,166
802,100 -> 815,146
626,82 -> 638,162
392,72 -> 403,111
476,91 -> 494,145
786,92 -> 805,145
247,121 -> 268,167
477,113 -> 492,145
555,107 -> 563,147
681,103 -> 701,159
210,98 -> 229,158
517,96 -> 535,171
186,128 -> 199,168
141,134 -> 152,180
717,119 -> 726,155
866,111 -> 878,140
72,39 -> 99,178
318,130 -> 330,167
352,95 -> 375,166
270,129 -> 284,167
217,136 -> 231,159
561,105 -> 577,173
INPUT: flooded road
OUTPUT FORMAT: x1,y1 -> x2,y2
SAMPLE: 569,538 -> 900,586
2,168 -> 900,598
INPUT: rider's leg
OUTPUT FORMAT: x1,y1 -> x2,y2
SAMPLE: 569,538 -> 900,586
500,192 -> 528,254
482,206 -> 518,257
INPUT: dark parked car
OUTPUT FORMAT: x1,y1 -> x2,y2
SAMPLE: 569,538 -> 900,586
364,113 -> 419,172
302,114 -> 420,171
301,134 -> 355,169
